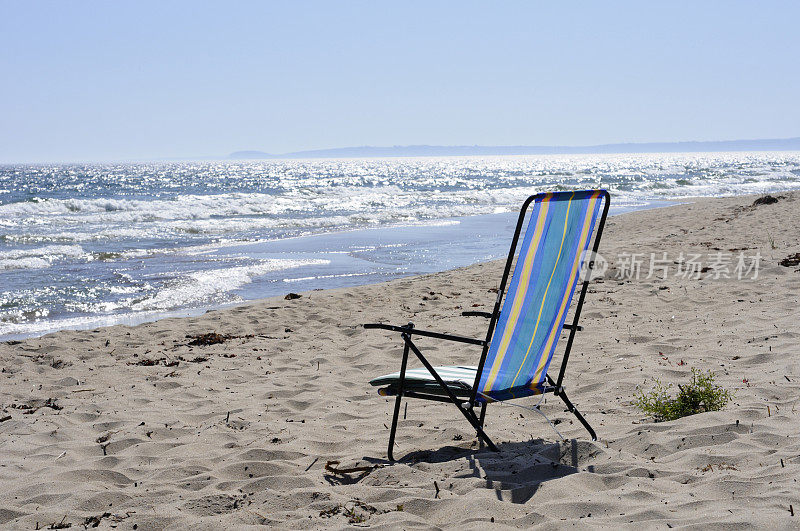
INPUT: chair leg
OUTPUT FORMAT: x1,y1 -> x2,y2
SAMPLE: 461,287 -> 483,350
403,337 -> 499,452
464,407 -> 498,452
477,402 -> 487,447
387,323 -> 413,461
387,393 -> 403,461
557,389 -> 597,441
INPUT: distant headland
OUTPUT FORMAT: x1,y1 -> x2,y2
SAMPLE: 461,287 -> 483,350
229,137 -> 800,159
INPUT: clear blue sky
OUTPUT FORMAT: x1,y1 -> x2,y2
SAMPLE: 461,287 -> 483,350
2,1 -> 799,162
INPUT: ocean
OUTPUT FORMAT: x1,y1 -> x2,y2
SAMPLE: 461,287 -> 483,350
1,151 -> 798,340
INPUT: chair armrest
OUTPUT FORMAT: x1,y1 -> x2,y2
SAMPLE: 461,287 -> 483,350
461,311 -> 494,318
363,323 -> 486,346
563,324 -> 583,331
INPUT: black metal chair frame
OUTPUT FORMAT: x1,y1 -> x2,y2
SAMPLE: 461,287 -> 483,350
365,190 -> 611,460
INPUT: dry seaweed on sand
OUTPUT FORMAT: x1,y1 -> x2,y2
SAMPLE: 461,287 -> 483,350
11,398 -> 62,415
779,252 -> 800,268
185,332 -> 257,346
127,357 -> 178,367
752,195 -> 780,206
319,499 -> 390,524
178,355 -> 209,363
186,332 -> 234,346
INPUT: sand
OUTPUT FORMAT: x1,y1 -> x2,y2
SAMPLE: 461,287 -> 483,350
1,191 -> 799,529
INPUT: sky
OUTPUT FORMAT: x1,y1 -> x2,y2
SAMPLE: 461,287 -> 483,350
1,1 -> 799,162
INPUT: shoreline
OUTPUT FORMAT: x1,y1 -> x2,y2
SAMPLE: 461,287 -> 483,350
1,191 -> 799,528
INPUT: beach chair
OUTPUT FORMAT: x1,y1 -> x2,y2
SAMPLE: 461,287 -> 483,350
365,190 -> 610,459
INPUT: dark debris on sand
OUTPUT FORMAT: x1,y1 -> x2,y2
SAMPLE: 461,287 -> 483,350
45,515 -> 71,529
82,512 -> 111,528
779,252 -> 800,268
178,355 -> 209,363
185,332 -> 257,347
752,195 -> 780,206
128,358 -> 178,367
11,398 -> 62,415
186,333 -> 233,346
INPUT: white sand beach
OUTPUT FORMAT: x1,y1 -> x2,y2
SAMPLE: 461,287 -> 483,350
1,191 -> 799,529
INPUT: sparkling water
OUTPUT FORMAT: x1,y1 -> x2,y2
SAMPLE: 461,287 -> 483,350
1,152 -> 798,339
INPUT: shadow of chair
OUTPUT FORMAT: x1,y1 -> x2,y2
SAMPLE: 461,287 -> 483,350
348,437 -> 596,504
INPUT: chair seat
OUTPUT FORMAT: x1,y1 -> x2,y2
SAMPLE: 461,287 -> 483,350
370,365 -> 477,396
370,365 -> 546,402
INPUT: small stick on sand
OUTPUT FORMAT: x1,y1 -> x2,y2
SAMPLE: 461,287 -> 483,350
324,460 -> 380,475
323,460 -> 383,483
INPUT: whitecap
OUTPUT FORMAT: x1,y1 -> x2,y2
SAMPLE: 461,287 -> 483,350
0,257 -> 51,270
0,244 -> 86,260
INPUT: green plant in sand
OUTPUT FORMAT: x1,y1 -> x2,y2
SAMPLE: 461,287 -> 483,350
634,367 -> 732,422
767,233 -> 777,250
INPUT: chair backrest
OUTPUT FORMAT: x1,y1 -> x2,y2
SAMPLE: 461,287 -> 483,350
476,190 -> 606,396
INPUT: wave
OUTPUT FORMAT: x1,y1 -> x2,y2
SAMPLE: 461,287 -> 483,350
0,244 -> 86,260
2,215 -> 464,244
2,152 -> 798,250
128,258 -> 329,312
0,257 -> 52,270
0,187 -> 411,221
0,257 -> 331,337
0,185 -> 670,223
0,244 -> 88,270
